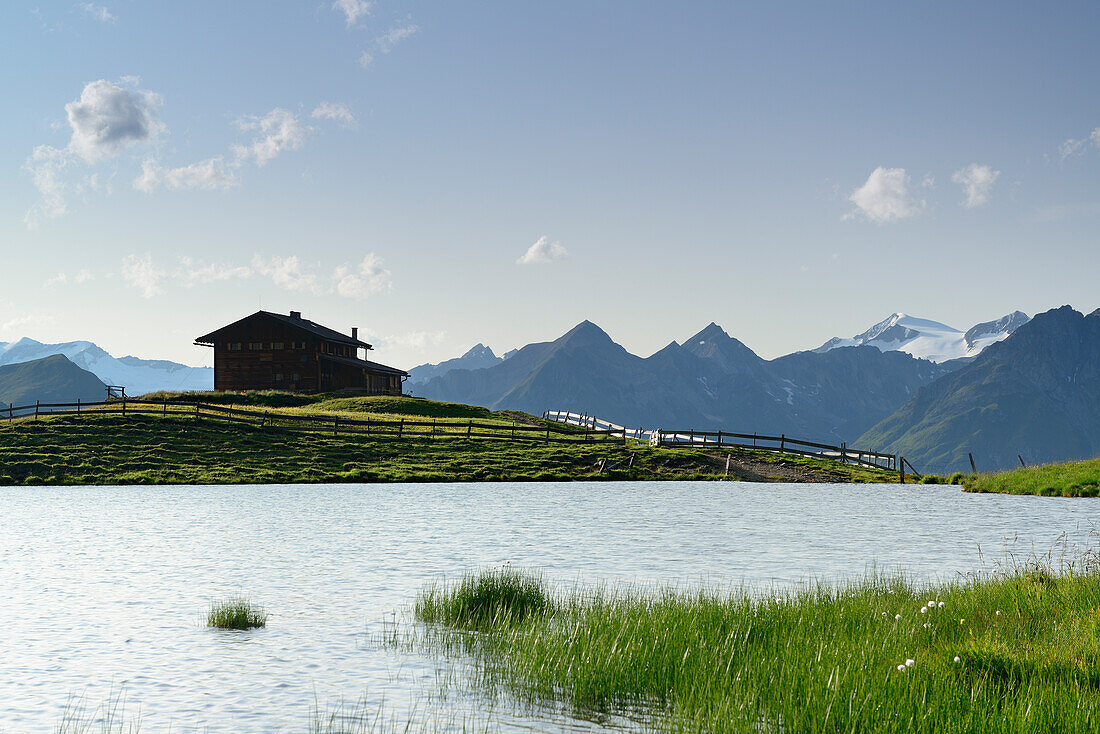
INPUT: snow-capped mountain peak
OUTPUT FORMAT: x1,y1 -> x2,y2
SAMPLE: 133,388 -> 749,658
0,337 -> 212,395
816,311 -> 1030,363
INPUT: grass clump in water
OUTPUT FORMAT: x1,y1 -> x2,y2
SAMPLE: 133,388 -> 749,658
416,566 -> 552,628
207,596 -> 267,630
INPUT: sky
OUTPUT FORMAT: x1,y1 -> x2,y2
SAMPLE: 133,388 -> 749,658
2,1 -> 1099,368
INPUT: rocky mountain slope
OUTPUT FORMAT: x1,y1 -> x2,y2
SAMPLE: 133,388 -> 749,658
407,344 -> 504,385
0,354 -> 107,410
857,306 -> 1100,474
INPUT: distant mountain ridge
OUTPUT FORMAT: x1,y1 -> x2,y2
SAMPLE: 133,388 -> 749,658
407,343 -> 504,385
414,320 -> 953,443
0,338 -> 212,396
815,311 -> 1029,363
0,354 -> 107,409
858,306 -> 1100,474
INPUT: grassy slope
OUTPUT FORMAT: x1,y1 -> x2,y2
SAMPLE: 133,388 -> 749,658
964,458 -> 1100,497
416,567 -> 1100,733
0,394 -> 901,485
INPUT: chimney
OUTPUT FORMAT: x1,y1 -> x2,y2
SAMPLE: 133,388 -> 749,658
289,310 -> 301,319
351,327 -> 358,341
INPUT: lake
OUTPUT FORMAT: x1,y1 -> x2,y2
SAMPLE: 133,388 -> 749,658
1,482 -> 1098,732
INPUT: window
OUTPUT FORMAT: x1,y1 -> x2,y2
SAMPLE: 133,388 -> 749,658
249,342 -> 263,350
274,373 -> 283,382
273,342 -> 284,350
228,343 -> 242,351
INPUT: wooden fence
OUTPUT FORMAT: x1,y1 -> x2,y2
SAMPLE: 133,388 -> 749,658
3,398 -> 628,444
545,409 -> 898,471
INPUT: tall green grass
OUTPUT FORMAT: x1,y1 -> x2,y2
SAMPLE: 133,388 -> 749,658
417,566 -> 552,628
207,596 -> 267,630
415,567 -> 1100,732
964,458 -> 1100,497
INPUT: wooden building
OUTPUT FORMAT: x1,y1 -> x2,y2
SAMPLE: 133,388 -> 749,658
194,310 -> 407,394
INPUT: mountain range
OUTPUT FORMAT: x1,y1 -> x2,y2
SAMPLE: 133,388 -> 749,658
0,338 -> 212,396
413,308 -> 1099,473
414,319 -> 953,443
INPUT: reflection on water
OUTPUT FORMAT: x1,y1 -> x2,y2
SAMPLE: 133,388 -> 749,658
1,482 -> 1097,731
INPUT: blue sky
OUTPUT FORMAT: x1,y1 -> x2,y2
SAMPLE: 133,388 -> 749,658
2,1 -> 1098,367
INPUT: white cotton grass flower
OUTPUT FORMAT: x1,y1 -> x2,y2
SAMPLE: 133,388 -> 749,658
882,611 -> 888,617
928,600 -> 935,607
954,656 -> 961,664
921,607 -> 928,614
995,610 -> 1002,616
938,601 -> 945,608
923,623 -> 931,628
897,664 -> 907,672
905,659 -> 915,667
895,613 -> 902,620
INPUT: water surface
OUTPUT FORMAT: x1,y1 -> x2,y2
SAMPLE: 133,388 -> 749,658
1,482 -> 1097,731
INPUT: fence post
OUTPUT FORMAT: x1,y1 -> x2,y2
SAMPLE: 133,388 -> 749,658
333,417 -> 339,437
398,418 -> 404,438
35,401 -> 39,420
968,453 -> 978,474
840,442 -> 846,463
717,430 -> 722,446
511,420 -> 515,439
779,434 -> 785,452
467,419 -> 472,439
7,403 -> 11,422
195,404 -> 199,422
545,425 -> 550,443
724,454 -> 731,478
163,399 -> 168,418
122,399 -> 126,418
77,398 -> 81,414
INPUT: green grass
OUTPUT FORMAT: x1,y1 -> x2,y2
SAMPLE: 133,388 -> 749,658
417,566 -> 552,628
964,458 -> 1100,497
415,566 -> 1100,733
0,405 -> 904,486
207,597 -> 267,630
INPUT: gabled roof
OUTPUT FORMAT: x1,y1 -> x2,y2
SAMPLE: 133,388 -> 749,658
194,310 -> 372,349
321,353 -> 408,377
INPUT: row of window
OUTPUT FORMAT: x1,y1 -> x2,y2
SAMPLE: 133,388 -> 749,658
225,341 -> 307,351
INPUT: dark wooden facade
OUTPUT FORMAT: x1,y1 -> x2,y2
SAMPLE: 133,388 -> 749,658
195,310 -> 407,394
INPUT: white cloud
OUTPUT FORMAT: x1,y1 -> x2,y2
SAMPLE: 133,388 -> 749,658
23,145 -> 71,228
44,273 -> 68,288
359,21 -> 418,66
251,255 -> 326,295
333,253 -> 392,299
333,0 -> 372,27
311,102 -> 356,127
77,3 -> 115,22
232,108 -> 312,166
75,269 -> 95,283
176,257 -> 252,287
65,78 -> 164,163
846,167 -> 923,223
1058,127 -> 1100,160
951,163 -> 1000,208
24,78 -> 164,226
375,23 -> 419,53
134,157 -> 238,193
517,236 -> 568,265
121,253 -> 166,298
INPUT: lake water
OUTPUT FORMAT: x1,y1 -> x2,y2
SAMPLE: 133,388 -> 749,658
2,482 -> 1098,732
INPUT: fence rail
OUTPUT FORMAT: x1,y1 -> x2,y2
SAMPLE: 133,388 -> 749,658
544,409 -> 897,470
3,398 -> 629,444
